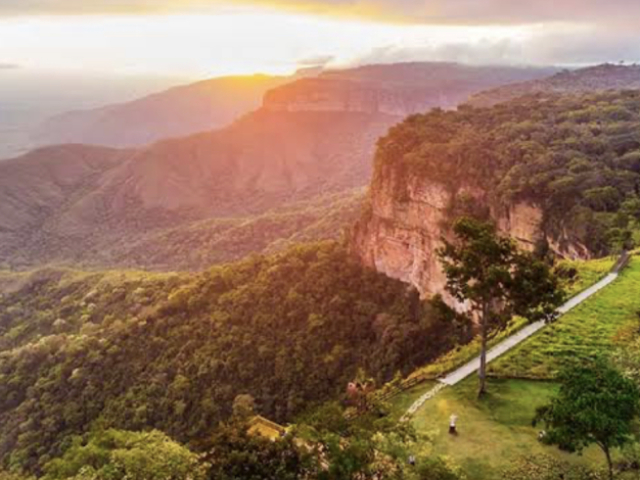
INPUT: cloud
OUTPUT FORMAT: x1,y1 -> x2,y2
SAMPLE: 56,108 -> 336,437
0,0 -> 639,26
1,1 -> 639,72
0,63 -> 19,69
263,0 -> 640,28
353,23 -> 640,67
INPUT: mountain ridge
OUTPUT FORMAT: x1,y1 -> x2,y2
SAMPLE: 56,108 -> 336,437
468,63 -> 640,107
33,62 -> 556,149
32,74 -> 291,148
1,62 -> 560,271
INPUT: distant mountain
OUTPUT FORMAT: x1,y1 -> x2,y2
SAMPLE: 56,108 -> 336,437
33,62 -> 555,150
265,62 -> 558,114
1,110 -> 393,270
1,62 -> 559,271
32,74 -> 291,148
0,69 -> 182,159
468,63 -> 640,107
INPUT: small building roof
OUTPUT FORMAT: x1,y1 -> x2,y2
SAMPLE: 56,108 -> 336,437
247,415 -> 287,441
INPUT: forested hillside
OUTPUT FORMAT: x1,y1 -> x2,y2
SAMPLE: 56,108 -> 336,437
373,90 -> 640,257
0,110 -> 392,271
0,242 -> 468,473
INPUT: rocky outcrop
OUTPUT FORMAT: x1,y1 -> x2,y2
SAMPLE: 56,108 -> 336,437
352,166 -> 589,303
264,78 -> 453,116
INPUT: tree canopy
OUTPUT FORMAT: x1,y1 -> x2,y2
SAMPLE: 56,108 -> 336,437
535,359 -> 640,479
376,91 -> 640,255
42,430 -> 204,480
438,217 -> 563,395
0,242 -> 468,473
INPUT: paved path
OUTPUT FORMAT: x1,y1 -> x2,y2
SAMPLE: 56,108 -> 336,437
401,383 -> 447,421
402,269 -> 621,420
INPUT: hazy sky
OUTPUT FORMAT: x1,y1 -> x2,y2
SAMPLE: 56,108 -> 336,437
0,0 -> 638,78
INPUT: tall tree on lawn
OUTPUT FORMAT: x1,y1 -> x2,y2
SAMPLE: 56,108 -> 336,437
437,217 -> 563,397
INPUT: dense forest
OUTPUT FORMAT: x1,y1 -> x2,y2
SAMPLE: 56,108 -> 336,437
0,242 -> 468,473
375,90 -> 640,255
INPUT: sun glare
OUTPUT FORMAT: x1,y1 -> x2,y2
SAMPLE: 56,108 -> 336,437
0,7 -> 540,79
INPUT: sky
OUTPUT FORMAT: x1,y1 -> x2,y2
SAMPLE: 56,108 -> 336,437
0,0 -> 639,79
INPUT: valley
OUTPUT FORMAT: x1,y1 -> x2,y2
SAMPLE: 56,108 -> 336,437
0,62 -> 559,273
3,55 -> 640,480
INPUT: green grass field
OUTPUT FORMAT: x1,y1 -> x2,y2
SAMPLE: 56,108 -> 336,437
489,255 -> 640,379
390,378 -> 607,480
403,255 -> 620,384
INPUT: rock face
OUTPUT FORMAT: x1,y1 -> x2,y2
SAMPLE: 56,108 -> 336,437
352,166 -> 589,303
264,63 -> 557,116
264,78 -> 452,116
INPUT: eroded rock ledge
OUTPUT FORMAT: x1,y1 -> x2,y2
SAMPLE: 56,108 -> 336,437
352,164 -> 590,304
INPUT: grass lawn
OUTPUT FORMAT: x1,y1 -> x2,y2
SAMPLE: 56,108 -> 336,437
489,255 -> 640,379
396,378 -> 606,480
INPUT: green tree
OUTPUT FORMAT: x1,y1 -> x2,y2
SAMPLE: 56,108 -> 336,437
0,471 -> 33,480
43,429 -> 204,480
437,217 -> 563,396
300,402 -> 461,480
535,359 -> 640,480
232,394 -> 256,420
201,422 -> 315,480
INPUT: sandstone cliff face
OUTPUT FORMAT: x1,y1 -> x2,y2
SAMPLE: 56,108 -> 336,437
352,166 -> 590,303
263,79 -> 452,116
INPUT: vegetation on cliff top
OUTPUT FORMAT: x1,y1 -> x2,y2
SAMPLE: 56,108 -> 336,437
374,90 -> 640,255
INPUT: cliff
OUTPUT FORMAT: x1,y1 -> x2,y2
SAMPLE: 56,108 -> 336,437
351,168 -> 583,302
350,92 -> 640,302
264,78 -> 454,116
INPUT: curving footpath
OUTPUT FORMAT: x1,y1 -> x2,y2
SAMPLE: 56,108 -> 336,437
402,255 -> 629,421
